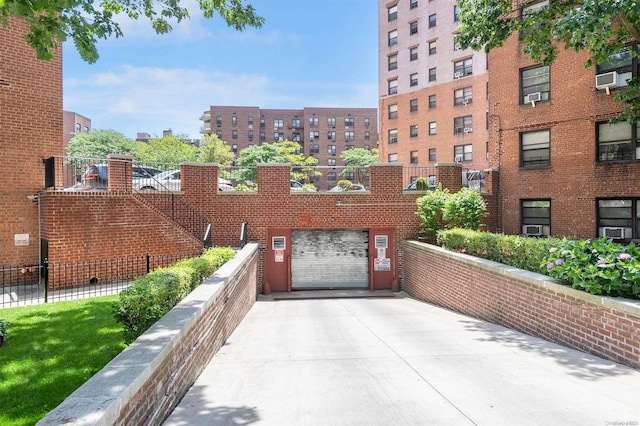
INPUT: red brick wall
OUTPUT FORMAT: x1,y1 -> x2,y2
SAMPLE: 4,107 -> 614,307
402,240 -> 640,369
0,18 -> 63,266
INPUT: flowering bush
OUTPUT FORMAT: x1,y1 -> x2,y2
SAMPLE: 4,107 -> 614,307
543,238 -> 640,299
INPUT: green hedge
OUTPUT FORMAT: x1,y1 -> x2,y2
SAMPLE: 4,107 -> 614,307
113,247 -> 236,344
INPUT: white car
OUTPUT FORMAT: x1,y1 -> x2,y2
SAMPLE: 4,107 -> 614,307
133,169 -> 233,192
328,183 -> 366,192
290,180 -> 316,192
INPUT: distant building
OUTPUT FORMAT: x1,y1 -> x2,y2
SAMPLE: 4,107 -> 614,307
63,111 -> 91,151
136,132 -> 151,143
199,106 -> 378,190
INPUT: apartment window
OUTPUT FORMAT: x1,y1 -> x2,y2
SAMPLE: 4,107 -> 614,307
274,119 -> 284,129
388,129 -> 398,144
248,116 -> 254,126
232,130 -> 238,139
328,117 -> 336,127
428,40 -> 437,55
429,68 -> 437,82
328,145 -> 337,155
231,144 -> 238,153
232,115 -> 237,126
454,115 -> 473,134
75,123 -> 81,133
521,200 -> 551,236
292,118 -> 301,128
596,45 -> 640,88
309,117 -> 319,127
454,5 -> 460,21
597,121 -> 640,162
260,132 -> 265,141
521,65 -> 550,104
248,130 -> 254,140
410,73 -> 418,86
410,125 -> 419,138
260,117 -> 265,127
388,78 -> 398,95
410,98 -> 418,112
429,14 -> 436,27
454,37 -> 462,51
410,21 -> 418,35
388,29 -> 398,46
216,130 -> 223,138
309,131 -> 319,140
454,86 -> 473,105
273,132 -> 284,141
84,126 -> 89,133
388,53 -> 398,71
328,158 -> 336,167
388,5 -> 398,21
410,0 -> 418,9
325,172 -> 337,183
345,117 -> 355,127
454,144 -> 473,162
429,122 -> 437,135
216,116 -> 222,126
364,131 -> 371,140
292,133 -> 301,142
410,151 -> 419,164
364,144 -> 370,150
345,131 -> 355,141
521,129 -> 550,167
520,0 -> 549,38
309,144 -> 320,154
345,144 -> 354,150
410,47 -> 418,61
327,130 -> 336,140
429,148 -> 436,161
388,153 -> 398,162
429,94 -> 436,108
597,199 -> 639,240
454,58 -> 473,77
364,117 -> 370,127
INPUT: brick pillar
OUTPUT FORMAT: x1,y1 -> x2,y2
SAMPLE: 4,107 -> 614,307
181,163 -> 218,198
436,162 -> 462,192
107,154 -> 133,192
484,168 -> 499,195
257,163 -> 291,195
369,163 -> 403,196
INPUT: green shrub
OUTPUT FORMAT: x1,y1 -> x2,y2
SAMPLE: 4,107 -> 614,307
113,247 -> 236,344
336,180 -> 353,190
416,185 -> 450,242
543,238 -> 640,299
443,188 -> 487,231
0,319 -> 8,345
414,177 -> 430,191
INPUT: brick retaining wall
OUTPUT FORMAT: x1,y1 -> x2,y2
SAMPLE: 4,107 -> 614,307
402,240 -> 640,369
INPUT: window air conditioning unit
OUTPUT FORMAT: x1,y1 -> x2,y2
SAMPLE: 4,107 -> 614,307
595,71 -> 619,93
462,97 -> 471,105
523,225 -> 543,236
454,155 -> 463,163
454,71 -> 463,79
603,227 -> 625,240
463,127 -> 472,134
524,92 -> 542,106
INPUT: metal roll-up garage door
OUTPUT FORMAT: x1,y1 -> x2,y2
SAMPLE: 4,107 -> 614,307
291,229 -> 369,289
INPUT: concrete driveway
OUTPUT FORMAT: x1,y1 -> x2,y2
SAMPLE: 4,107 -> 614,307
164,292 -> 640,426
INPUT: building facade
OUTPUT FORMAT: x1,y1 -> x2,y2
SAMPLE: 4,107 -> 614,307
63,111 -> 91,150
488,1 -> 640,240
199,106 -> 378,190
378,0 -> 489,177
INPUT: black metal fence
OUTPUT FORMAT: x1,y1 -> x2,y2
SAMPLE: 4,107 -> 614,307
0,252 -> 200,309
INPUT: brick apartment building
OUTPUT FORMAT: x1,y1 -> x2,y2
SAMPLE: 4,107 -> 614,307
378,0 -> 489,176
488,1 -> 640,240
63,111 -> 91,150
0,18 -> 63,266
199,106 -> 378,190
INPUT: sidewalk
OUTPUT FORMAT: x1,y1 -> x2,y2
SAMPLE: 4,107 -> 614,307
164,292 -> 640,426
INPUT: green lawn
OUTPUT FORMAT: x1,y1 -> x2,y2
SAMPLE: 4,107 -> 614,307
0,296 -> 126,426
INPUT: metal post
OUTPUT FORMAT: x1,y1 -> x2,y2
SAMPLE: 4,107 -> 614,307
43,258 -> 49,303
146,252 -> 150,274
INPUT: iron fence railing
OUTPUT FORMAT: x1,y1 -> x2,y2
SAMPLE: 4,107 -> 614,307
0,252 -> 200,309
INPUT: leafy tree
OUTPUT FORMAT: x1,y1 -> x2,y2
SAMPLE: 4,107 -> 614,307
66,129 -> 139,158
455,0 -> 640,123
340,147 -> 378,185
235,140 -> 319,184
1,0 -> 264,63
443,188 -> 487,231
199,134 -> 235,172
136,135 -> 198,167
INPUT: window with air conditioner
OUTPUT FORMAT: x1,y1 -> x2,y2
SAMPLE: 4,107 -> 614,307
454,144 -> 472,162
454,58 -> 473,78
521,200 -> 550,236
454,87 -> 473,106
454,115 -> 473,135
597,199 -> 636,240
521,65 -> 550,104
596,45 -> 639,90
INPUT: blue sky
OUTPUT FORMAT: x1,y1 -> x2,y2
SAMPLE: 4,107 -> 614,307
63,0 -> 379,140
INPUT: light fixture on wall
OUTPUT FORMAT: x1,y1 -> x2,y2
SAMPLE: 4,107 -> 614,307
26,195 -> 38,201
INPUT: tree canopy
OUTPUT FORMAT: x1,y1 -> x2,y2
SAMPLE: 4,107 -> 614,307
340,147 -> 379,185
136,134 -> 199,165
234,140 -> 319,184
1,0 -> 263,63
199,134 -> 235,170
66,129 -> 139,158
455,0 -> 640,122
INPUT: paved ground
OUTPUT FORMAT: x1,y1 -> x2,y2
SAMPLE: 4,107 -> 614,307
164,291 -> 640,426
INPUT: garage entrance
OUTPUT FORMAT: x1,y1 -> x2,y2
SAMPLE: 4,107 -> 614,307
291,229 -> 369,289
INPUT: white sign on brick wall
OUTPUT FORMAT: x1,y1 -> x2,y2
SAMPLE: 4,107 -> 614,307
14,233 -> 29,246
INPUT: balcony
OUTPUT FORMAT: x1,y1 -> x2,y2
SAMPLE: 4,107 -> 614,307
199,111 -> 211,122
200,124 -> 211,134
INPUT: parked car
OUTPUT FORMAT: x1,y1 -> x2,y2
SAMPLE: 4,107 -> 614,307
133,169 -> 234,192
328,183 -> 367,192
403,177 -> 436,191
290,180 -> 317,192
69,164 -> 163,191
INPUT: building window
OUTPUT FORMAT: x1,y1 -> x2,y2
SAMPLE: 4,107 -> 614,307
388,129 -> 398,144
345,131 -> 355,141
326,117 -> 335,127
521,65 -> 550,104
364,117 -> 370,127
454,37 -> 462,51
216,130 -> 222,138
231,144 -> 238,153
429,14 -> 436,27
388,53 -> 398,71
596,45 -> 640,89
454,58 -> 473,77
260,117 -> 265,127
388,78 -> 398,95
327,172 -> 337,182
292,118 -> 301,128
273,132 -> 284,141
292,133 -> 301,142
521,200 -> 551,236
327,130 -> 336,140
410,0 -> 418,9
274,119 -> 284,129
84,126 -> 89,133
388,153 -> 398,162
454,144 -> 473,162
248,116 -> 253,126
410,21 -> 418,35
428,68 -> 437,82
410,150 -> 419,164
328,145 -> 337,155
345,144 -> 354,150
521,129 -> 550,167
388,5 -> 398,21
216,116 -> 222,126
454,86 -> 473,105
75,123 -> 81,133
232,115 -> 237,126
232,130 -> 238,139
345,117 -> 355,127
248,130 -> 254,140
410,125 -> 419,137
429,122 -> 437,135
410,73 -> 418,86
429,148 -> 436,161
597,199 -> 638,240
309,144 -> 319,154
454,115 -> 473,134
428,40 -> 437,55
454,5 -> 460,21
429,94 -> 436,108
328,158 -> 336,167
410,47 -> 418,61
309,117 -> 319,127
597,121 -> 640,162
309,131 -> 319,140
259,132 -> 265,142
364,131 -> 371,140
520,0 -> 549,38
410,98 -> 418,112
388,29 -> 398,46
